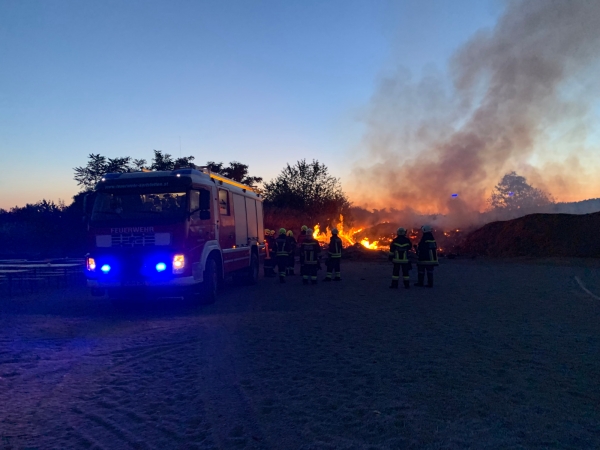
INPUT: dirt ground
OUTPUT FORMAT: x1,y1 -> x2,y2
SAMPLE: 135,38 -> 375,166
1,258 -> 599,449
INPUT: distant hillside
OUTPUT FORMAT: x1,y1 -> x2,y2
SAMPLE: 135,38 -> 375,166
478,198 -> 600,224
461,212 -> 600,258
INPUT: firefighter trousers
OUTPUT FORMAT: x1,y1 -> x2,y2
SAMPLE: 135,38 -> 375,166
302,264 -> 318,283
392,263 -> 410,287
277,256 -> 288,279
287,254 -> 295,275
326,258 -> 341,280
417,264 -> 434,286
263,257 -> 276,277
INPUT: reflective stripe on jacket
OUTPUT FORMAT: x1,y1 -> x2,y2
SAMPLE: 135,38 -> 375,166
328,236 -> 342,258
275,236 -> 289,256
389,236 -> 411,264
302,240 -> 320,265
417,232 -> 439,265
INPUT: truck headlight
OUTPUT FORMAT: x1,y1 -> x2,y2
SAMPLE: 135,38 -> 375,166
173,254 -> 185,274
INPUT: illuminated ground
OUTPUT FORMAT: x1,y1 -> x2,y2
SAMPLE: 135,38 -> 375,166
1,259 -> 599,449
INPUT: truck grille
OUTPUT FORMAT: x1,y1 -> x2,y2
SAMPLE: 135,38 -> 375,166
111,233 -> 156,247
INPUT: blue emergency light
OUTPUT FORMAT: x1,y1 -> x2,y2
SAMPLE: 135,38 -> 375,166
155,262 -> 167,272
100,264 -> 111,274
451,193 -> 458,198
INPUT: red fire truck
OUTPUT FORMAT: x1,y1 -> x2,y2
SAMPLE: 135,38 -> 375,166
84,167 -> 265,302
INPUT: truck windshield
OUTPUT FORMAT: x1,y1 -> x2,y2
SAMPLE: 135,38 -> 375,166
91,192 -> 187,222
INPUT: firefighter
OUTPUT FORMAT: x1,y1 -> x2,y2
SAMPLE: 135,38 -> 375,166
389,227 -> 412,289
297,225 -> 309,267
415,225 -> 439,287
324,228 -> 342,281
297,225 -> 308,245
275,228 -> 290,283
263,229 -> 276,277
286,230 -> 297,276
301,228 -> 320,285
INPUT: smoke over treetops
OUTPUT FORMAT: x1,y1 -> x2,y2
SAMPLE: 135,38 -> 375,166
349,0 -> 600,222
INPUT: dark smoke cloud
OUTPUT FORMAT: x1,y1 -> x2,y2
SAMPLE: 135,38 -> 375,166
350,0 -> 600,227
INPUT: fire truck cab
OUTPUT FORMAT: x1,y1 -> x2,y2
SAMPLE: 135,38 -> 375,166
84,167 -> 264,301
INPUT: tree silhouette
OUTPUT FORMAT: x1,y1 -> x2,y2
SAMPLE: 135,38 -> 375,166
205,161 -> 263,185
73,154 -> 132,191
150,150 -> 195,171
75,153 -> 262,192
263,159 -> 350,230
489,171 -> 553,211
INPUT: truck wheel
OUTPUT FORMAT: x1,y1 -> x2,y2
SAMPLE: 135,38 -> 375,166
202,257 -> 218,304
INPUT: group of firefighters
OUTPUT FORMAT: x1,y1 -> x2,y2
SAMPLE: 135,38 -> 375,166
263,225 -> 439,288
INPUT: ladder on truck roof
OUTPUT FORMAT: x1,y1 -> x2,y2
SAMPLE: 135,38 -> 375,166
195,166 -> 258,193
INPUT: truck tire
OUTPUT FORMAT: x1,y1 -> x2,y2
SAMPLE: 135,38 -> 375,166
202,257 -> 218,304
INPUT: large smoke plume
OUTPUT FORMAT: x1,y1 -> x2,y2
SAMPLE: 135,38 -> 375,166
350,0 -> 600,228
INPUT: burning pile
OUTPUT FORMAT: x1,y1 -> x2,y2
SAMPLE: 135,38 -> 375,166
312,216 -> 468,256
312,216 -> 391,251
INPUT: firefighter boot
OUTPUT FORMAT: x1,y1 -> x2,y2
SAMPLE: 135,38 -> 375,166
389,280 -> 399,289
427,272 -> 434,288
334,273 -> 341,281
414,273 -> 425,287
403,280 -> 410,289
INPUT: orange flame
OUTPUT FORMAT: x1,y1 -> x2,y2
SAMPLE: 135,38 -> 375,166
312,215 -> 384,250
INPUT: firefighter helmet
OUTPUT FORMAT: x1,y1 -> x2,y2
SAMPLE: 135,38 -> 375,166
279,228 -> 286,235
397,227 -> 407,236
301,225 -> 308,231
286,230 -> 294,237
421,225 -> 432,233
331,228 -> 339,235
264,229 -> 270,235
306,228 -> 313,235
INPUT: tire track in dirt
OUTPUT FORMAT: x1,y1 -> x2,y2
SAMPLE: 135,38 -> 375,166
574,276 -> 600,300
57,327 -> 227,449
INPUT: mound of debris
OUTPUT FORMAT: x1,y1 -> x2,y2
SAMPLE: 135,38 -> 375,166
341,243 -> 388,260
460,212 -> 600,258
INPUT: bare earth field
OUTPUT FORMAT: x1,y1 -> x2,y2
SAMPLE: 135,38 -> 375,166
1,259 -> 599,449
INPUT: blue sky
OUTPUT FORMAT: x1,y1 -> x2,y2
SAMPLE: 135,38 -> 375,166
0,0 -> 501,209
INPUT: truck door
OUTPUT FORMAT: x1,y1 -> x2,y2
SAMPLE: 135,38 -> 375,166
245,197 -> 258,244
232,194 -> 248,246
222,193 -> 250,272
256,201 -> 264,244
218,189 -> 235,249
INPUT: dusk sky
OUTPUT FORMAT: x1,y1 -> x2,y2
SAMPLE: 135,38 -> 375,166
6,0 -> 600,213
0,0 -> 506,209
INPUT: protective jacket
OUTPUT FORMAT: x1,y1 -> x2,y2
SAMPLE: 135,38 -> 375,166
286,235 -> 297,255
267,234 -> 276,253
297,231 -> 307,246
417,232 -> 439,265
389,235 -> 412,264
275,234 -> 290,256
328,236 -> 342,258
301,238 -> 321,265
